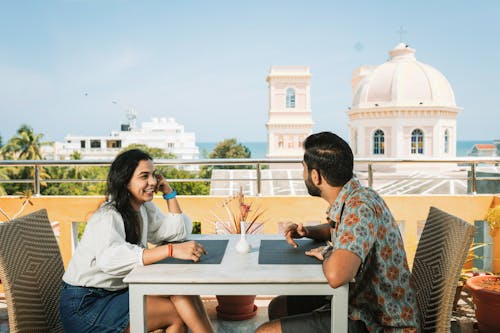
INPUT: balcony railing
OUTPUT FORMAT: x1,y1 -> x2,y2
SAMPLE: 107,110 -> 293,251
0,157 -> 499,195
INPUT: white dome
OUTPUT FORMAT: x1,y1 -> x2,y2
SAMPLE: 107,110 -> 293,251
352,43 -> 457,109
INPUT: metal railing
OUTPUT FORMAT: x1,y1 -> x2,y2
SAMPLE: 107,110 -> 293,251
0,157 -> 499,195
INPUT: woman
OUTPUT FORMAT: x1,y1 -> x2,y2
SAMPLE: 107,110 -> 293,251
60,149 -> 213,333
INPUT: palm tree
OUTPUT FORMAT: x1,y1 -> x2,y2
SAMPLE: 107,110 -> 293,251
0,125 -> 51,194
1,124 -> 47,160
0,167 -> 7,195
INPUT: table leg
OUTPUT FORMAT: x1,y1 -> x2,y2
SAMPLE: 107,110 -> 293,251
331,283 -> 349,333
129,286 -> 147,333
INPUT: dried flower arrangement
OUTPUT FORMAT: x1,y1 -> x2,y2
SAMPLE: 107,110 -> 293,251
211,187 -> 267,234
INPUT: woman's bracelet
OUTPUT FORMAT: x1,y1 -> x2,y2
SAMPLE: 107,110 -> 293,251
167,243 -> 173,257
163,190 -> 177,200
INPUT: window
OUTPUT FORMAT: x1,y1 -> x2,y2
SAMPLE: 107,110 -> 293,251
80,140 -> 86,149
90,140 -> 101,148
373,129 -> 385,155
297,136 -> 303,148
411,129 -> 424,154
444,130 -> 449,154
286,88 -> 295,108
106,140 -> 121,148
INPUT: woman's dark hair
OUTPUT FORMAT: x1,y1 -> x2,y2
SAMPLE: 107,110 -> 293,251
303,132 -> 353,187
106,149 -> 153,244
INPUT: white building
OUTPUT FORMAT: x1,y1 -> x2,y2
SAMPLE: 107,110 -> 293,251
347,43 -> 461,159
468,144 -> 497,157
265,66 -> 314,160
46,116 -> 199,166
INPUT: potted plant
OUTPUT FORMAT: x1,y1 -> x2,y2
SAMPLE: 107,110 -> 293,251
454,242 -> 488,311
463,207 -> 500,332
211,187 -> 268,320
484,205 -> 500,273
453,237 -> 495,312
466,274 -> 500,333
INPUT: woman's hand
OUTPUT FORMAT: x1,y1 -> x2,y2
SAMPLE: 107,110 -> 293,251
155,173 -> 182,213
172,241 -> 207,262
283,222 -> 308,248
155,174 -> 173,195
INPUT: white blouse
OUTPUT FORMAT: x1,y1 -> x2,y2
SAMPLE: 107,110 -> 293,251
63,201 -> 191,290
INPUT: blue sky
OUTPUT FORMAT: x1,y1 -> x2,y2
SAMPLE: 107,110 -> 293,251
0,0 -> 498,143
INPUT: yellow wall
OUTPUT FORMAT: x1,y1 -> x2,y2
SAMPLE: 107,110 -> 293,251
0,195 -> 498,269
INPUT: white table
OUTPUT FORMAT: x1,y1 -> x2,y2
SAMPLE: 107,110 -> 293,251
124,235 -> 349,333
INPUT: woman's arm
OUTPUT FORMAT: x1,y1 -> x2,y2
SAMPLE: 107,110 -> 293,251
94,208 -> 146,276
142,240 -> 206,265
156,174 -> 181,213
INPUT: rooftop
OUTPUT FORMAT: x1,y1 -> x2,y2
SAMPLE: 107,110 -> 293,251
1,158 -> 499,332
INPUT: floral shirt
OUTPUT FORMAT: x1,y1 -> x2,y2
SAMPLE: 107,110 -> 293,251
329,178 -> 419,332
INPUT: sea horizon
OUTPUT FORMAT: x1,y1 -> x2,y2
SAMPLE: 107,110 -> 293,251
198,140 -> 497,159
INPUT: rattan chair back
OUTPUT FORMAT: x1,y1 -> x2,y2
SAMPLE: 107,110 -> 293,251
412,206 -> 475,333
0,209 -> 64,332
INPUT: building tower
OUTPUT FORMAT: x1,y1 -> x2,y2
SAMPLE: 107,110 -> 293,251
348,43 -> 461,159
266,66 -> 314,160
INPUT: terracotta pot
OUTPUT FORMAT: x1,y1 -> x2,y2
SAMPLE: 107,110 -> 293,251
466,275 -> 500,333
215,295 -> 258,321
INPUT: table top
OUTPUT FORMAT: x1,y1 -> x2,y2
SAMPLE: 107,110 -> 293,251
124,234 -> 329,285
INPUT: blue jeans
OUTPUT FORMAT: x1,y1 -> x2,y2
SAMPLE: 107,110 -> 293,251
60,282 -> 129,333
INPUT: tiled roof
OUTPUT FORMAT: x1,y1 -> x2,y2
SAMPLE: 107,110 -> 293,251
474,144 -> 496,150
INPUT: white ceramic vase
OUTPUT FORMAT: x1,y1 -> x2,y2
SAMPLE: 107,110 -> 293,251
236,221 -> 251,254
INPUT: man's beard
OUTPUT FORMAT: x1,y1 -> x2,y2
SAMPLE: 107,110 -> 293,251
305,175 -> 321,197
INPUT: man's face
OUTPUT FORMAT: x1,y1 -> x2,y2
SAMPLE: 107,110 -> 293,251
303,161 -> 321,197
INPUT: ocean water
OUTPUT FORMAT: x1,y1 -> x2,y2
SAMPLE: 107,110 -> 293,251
198,140 -> 495,159
198,142 -> 268,158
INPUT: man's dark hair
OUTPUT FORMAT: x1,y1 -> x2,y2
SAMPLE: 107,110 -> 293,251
303,132 -> 353,187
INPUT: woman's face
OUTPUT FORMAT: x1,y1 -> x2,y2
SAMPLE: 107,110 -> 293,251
127,159 -> 157,211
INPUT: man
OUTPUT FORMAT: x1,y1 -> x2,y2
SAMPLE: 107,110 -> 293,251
256,132 -> 418,333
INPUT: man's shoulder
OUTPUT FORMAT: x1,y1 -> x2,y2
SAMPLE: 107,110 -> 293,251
345,183 -> 384,206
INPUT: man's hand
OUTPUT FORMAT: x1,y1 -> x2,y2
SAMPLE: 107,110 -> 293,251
283,222 -> 308,248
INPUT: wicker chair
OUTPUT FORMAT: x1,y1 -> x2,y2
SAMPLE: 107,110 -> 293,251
0,209 -> 64,332
412,206 -> 475,333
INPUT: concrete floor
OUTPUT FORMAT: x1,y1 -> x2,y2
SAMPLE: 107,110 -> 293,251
0,293 -> 479,333
203,297 -> 270,333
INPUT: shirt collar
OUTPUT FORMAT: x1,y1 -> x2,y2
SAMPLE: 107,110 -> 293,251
328,177 -> 360,223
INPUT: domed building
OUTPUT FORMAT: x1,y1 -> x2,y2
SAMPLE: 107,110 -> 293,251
347,43 -> 461,159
